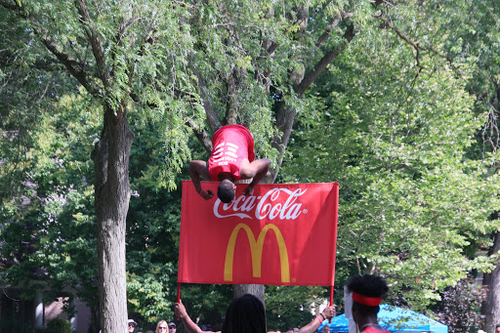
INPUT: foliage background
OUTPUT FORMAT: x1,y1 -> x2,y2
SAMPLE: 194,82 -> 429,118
1,0 -> 500,332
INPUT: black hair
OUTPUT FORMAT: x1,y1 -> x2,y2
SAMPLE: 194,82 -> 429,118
218,180 -> 235,203
222,294 -> 267,333
347,275 -> 389,317
347,274 -> 388,298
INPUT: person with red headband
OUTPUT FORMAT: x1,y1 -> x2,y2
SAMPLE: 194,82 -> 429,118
346,274 -> 389,333
189,124 -> 271,203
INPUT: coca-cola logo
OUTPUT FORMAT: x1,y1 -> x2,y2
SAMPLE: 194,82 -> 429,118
213,188 -> 307,220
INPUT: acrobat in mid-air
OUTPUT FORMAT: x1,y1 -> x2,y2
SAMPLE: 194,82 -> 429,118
189,124 -> 271,203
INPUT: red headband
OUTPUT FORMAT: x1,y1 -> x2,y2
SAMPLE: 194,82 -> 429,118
352,292 -> 382,306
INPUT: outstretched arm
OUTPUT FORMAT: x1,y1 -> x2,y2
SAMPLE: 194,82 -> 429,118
189,160 -> 214,200
297,306 -> 335,333
240,158 -> 271,196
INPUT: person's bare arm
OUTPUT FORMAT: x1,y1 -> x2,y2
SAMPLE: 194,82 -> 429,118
175,301 -> 220,333
297,306 -> 335,333
189,160 -> 214,200
240,158 -> 271,196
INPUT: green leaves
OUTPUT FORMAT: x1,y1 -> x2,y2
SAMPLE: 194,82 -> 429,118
127,263 -> 175,322
280,0 -> 500,312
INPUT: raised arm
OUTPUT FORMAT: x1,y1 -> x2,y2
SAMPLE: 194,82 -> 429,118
297,305 -> 335,333
189,160 -> 214,200
175,301 -> 218,333
240,158 -> 271,196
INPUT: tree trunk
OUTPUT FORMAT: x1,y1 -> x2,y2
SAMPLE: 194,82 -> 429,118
482,84 -> 500,332
91,107 -> 134,333
272,101 -> 297,173
483,231 -> 500,332
233,284 -> 266,308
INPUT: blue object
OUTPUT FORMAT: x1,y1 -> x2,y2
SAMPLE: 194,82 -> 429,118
318,304 -> 447,333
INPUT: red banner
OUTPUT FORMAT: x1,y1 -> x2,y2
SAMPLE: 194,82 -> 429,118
178,181 -> 339,286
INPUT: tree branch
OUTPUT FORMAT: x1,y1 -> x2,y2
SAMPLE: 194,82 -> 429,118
115,16 -> 141,50
295,23 -> 355,97
426,46 -> 465,79
190,62 -> 221,132
185,118 -> 212,154
266,41 -> 279,55
225,67 -> 242,125
315,10 -> 353,47
270,11 -> 356,175
1,2 -> 99,94
295,4 -> 309,33
31,58 -> 66,71
74,0 -> 110,88
35,26 -> 93,90
374,14 -> 424,75
0,1 -> 16,10
375,6 -> 470,82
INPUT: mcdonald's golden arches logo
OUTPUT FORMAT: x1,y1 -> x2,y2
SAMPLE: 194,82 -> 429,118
224,223 -> 290,283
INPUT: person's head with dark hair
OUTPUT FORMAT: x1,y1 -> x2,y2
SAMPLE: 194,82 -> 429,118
495,323 -> 500,333
221,294 -> 267,333
347,274 -> 389,333
218,179 -> 236,203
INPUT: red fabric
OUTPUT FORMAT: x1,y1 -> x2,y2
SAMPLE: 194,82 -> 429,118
362,327 -> 390,333
208,125 -> 255,181
352,292 -> 382,306
178,181 -> 339,286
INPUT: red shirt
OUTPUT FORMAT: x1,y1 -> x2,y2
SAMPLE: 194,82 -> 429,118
208,125 -> 255,181
362,327 -> 390,333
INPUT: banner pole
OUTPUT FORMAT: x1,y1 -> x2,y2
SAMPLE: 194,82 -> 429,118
329,183 -> 339,323
330,286 -> 334,323
177,283 -> 181,303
